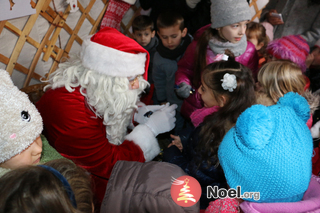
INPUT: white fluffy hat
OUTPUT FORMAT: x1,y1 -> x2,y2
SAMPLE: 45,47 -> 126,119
0,69 -> 43,163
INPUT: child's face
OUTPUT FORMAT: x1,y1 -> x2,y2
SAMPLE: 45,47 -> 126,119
133,28 -> 155,47
246,33 -> 264,51
198,79 -> 223,108
157,25 -> 187,50
0,136 -> 42,169
221,20 -> 249,44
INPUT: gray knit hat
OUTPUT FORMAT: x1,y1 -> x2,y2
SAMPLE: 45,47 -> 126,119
0,69 -> 43,163
211,0 -> 251,29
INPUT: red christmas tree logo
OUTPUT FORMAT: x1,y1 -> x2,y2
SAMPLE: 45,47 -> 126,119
171,175 -> 201,207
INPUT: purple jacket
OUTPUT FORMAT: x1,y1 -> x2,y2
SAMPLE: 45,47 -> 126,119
205,175 -> 320,213
240,175 -> 320,213
175,24 -> 258,119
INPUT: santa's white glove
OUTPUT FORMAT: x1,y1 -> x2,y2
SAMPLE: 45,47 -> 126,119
134,102 -> 166,124
144,103 -> 177,136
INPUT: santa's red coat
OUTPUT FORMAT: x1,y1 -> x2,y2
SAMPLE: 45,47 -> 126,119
36,87 -> 147,205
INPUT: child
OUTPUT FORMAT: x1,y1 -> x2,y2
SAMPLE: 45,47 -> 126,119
206,92 -> 320,212
0,159 -> 93,213
256,60 -> 306,105
42,159 -> 93,212
101,160 -> 200,212
163,57 -> 256,209
0,69 -> 63,177
266,34 -> 311,94
256,61 -> 320,178
266,34 -> 310,73
256,60 -> 320,127
132,15 -> 158,85
175,0 -> 258,119
152,10 -> 192,132
246,22 -> 269,69
132,15 -> 159,105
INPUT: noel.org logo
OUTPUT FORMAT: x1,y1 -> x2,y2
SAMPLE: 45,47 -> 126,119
170,175 -> 201,207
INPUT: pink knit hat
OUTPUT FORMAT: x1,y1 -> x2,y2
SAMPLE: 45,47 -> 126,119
267,35 -> 310,72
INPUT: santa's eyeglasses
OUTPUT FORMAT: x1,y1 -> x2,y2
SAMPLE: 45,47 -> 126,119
128,75 -> 142,87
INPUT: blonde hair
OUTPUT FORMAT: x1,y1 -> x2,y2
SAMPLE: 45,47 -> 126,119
258,60 -> 306,103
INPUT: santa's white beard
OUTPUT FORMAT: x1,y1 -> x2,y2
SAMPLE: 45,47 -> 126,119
45,56 -> 149,145
85,75 -> 148,145
103,87 -> 143,145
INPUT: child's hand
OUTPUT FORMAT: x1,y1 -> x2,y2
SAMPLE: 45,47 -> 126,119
306,54 -> 315,68
168,134 -> 183,151
175,82 -> 192,99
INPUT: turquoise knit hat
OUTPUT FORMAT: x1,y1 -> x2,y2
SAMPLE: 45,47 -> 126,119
218,92 -> 313,203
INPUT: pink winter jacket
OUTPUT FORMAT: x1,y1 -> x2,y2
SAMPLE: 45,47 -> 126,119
175,24 -> 258,119
205,175 -> 320,213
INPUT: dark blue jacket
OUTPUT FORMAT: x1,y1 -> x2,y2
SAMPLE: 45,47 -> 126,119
163,124 -> 227,209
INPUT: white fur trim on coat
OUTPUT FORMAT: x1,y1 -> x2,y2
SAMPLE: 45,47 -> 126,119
311,121 -> 320,139
121,0 -> 136,5
125,124 -> 160,162
81,38 -> 146,77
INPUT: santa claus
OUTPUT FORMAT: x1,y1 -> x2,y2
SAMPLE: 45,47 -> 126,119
36,27 -> 177,206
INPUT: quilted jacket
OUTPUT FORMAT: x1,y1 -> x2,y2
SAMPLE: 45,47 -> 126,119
175,24 -> 258,119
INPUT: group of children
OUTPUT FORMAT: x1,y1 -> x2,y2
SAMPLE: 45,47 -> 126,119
1,0 -> 320,212
0,69 -> 94,213
131,0 -> 320,211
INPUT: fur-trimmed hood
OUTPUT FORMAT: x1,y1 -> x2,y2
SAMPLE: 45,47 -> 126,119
256,90 -> 320,115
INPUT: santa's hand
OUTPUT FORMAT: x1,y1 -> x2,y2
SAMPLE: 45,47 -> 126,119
175,82 -> 192,99
144,103 -> 177,136
134,103 -> 166,124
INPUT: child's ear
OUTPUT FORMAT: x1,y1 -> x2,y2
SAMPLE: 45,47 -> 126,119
181,27 -> 187,37
151,30 -> 155,38
219,95 -> 227,107
256,42 -> 264,51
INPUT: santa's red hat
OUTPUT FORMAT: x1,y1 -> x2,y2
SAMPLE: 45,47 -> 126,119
81,27 -> 149,80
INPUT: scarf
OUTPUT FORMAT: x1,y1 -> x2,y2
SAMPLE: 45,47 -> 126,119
190,106 -> 220,127
208,34 -> 247,56
144,36 -> 158,52
156,34 -> 192,60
